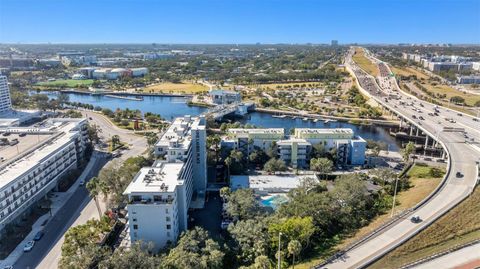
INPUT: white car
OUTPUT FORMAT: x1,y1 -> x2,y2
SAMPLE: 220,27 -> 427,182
23,240 -> 35,252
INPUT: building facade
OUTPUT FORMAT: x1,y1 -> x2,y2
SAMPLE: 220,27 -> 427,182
222,128 -> 366,168
0,118 -> 89,233
209,90 -> 242,105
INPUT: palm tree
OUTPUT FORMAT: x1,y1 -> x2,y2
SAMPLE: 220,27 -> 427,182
225,157 -> 232,181
288,240 -> 302,269
111,135 -> 121,150
86,177 -> 102,219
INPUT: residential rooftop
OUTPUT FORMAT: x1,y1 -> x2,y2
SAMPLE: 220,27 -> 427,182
123,161 -> 184,195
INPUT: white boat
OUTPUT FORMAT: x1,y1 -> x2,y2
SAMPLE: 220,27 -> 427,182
302,117 -> 308,121
313,119 -> 319,123
272,115 -> 287,118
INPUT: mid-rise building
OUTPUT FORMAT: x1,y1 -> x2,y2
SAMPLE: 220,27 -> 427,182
222,128 -> 366,168
0,75 -> 12,114
223,128 -> 285,153
125,115 -> 206,250
0,118 -> 89,233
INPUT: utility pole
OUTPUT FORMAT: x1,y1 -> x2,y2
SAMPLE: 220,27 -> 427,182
277,232 -> 282,269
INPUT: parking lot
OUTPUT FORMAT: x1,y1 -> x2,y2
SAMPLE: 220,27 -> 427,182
0,133 -> 52,162
188,192 -> 223,239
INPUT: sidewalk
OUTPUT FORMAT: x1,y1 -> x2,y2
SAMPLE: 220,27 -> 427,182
0,151 -> 101,268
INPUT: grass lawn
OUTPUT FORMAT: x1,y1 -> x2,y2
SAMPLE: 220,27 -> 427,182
352,48 -> 379,77
36,79 -> 94,87
371,185 -> 480,268
143,81 -> 208,94
421,83 -> 480,107
293,164 -> 444,269
391,66 -> 430,80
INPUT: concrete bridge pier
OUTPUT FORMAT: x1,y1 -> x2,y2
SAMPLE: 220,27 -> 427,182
424,136 -> 429,155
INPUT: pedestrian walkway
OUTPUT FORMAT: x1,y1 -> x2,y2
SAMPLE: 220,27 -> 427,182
0,152 -> 101,268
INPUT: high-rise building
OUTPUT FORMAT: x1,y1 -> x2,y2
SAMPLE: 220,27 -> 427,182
331,40 -> 339,46
0,75 -> 12,114
124,115 -> 206,250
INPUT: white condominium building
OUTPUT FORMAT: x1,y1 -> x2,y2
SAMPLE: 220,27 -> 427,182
124,161 -> 190,251
125,115 -> 206,250
154,115 -> 206,194
0,118 -> 88,232
0,75 -> 12,114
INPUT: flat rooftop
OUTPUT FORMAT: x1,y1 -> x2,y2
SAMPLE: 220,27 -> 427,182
277,138 -> 310,146
295,128 -> 354,135
230,175 -> 305,193
155,115 -> 203,149
229,128 -> 285,135
123,161 -> 184,195
0,119 -> 85,190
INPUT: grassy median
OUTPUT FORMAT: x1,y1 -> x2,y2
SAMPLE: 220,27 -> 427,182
352,48 -> 379,77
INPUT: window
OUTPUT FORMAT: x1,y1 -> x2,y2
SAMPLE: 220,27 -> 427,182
166,217 -> 170,222
132,218 -> 137,222
166,224 -> 171,230
133,224 -> 138,230
167,232 -> 171,237
165,208 -> 169,214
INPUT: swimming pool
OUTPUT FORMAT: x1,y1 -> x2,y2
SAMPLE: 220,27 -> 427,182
260,194 -> 289,209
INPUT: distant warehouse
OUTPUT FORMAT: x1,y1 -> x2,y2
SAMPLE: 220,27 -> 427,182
77,67 -> 148,80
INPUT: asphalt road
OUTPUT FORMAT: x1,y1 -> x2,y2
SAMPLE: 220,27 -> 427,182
13,154 -> 108,269
14,110 -> 147,269
411,242 -> 480,269
320,48 -> 480,269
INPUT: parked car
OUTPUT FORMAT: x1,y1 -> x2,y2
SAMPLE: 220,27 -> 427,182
19,133 -> 27,137
456,172 -> 463,178
33,231 -> 44,241
410,215 -> 422,223
23,240 -> 35,252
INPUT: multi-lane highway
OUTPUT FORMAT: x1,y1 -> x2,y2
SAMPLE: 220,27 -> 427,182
319,48 -> 480,269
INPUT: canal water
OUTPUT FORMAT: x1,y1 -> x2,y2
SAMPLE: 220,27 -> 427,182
39,91 -> 400,151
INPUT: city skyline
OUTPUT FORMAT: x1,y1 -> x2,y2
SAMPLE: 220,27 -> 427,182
0,0 -> 479,44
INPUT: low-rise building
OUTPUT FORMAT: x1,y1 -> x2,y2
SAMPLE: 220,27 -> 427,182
223,128 -> 285,153
457,75 -> 480,84
209,90 -> 241,105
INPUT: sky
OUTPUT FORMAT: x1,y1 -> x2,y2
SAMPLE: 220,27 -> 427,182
0,0 -> 479,44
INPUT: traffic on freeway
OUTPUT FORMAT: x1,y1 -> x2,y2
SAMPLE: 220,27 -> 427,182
318,48 -> 480,269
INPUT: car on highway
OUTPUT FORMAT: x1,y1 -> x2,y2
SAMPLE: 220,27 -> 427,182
410,215 -> 422,223
23,240 -> 35,252
33,231 -> 44,241
473,118 -> 479,122
456,172 -> 463,178
79,180 -> 85,186
457,113 -> 463,116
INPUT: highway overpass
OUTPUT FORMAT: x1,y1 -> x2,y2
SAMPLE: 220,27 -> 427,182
317,48 -> 480,269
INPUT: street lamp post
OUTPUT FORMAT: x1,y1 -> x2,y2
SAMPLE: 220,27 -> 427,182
390,176 -> 399,217
278,232 -> 282,269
